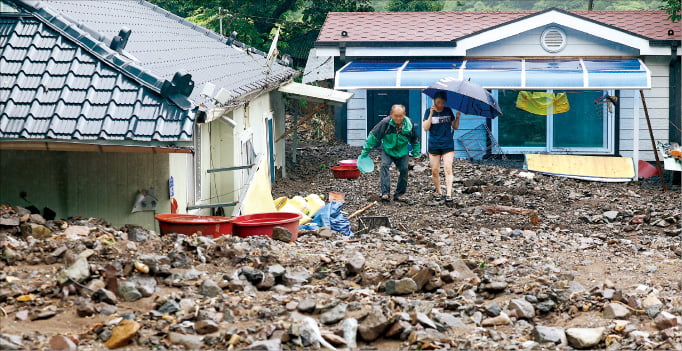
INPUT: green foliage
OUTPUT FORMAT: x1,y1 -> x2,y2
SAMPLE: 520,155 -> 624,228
660,0 -> 681,21
386,0 -> 446,11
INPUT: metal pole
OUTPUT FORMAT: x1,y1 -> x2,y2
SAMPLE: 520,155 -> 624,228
639,90 -> 667,192
219,7 -> 223,36
292,113 -> 298,164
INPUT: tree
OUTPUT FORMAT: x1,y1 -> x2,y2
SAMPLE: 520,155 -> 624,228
386,0 -> 445,11
660,0 -> 681,21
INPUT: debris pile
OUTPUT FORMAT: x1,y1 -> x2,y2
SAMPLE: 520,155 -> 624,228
1,141 -> 681,350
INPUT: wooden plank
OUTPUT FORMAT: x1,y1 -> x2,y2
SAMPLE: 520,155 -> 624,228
525,154 -> 635,180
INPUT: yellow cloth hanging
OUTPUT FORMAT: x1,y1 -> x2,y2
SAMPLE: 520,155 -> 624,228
516,91 -> 570,115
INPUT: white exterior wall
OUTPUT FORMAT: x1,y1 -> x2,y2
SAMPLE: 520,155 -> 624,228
468,25 -> 639,57
192,92 -> 282,214
347,89 -> 368,146
618,56 -> 670,161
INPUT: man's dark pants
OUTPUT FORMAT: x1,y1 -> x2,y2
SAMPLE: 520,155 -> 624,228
380,150 -> 409,197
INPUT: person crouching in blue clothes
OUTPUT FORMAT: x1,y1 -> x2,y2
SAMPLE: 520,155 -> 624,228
360,104 -> 421,203
423,91 -> 460,205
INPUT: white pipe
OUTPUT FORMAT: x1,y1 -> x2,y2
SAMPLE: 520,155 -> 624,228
633,90 -> 640,180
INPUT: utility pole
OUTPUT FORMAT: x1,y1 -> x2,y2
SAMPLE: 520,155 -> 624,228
587,0 -> 594,11
218,7 -> 223,36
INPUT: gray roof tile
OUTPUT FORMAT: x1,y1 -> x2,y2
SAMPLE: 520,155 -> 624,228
0,13 -> 194,143
39,0 -> 297,105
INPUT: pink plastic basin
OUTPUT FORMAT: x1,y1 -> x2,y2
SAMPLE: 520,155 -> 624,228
339,159 -> 358,167
155,214 -> 233,238
232,212 -> 302,240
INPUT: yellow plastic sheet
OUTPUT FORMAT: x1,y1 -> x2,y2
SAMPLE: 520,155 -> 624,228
516,92 -> 570,115
241,158 -> 277,214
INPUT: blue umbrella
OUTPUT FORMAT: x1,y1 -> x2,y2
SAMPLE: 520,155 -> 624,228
423,77 -> 502,118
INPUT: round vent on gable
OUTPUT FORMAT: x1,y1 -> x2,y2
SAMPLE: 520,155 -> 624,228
541,27 -> 566,53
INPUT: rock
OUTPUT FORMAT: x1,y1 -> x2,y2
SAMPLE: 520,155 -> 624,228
168,332 -> 204,350
256,272 -> 275,290
21,222 -> 52,238
341,318 -> 358,348
509,298 -> 535,319
125,225 -> 148,242
566,327 -> 605,349
297,298 -> 317,313
322,333 -> 347,346
536,300 -> 556,313
118,282 -> 142,302
445,259 -> 477,281
603,303 -> 630,319
100,305 -> 117,316
15,310 -> 29,321
385,278 -> 418,295
63,225 -> 90,237
168,251 -> 191,269
283,267 -> 311,286
290,315 -> 335,349
485,302 -> 502,316
408,329 -> 448,345
603,211 -> 619,222
195,320 -> 219,335
0,217 -> 20,227
318,227 -> 333,238
271,226 -> 293,242
346,251 -> 365,274
104,319 -> 141,349
642,293 -> 663,309
406,265 -> 435,290
243,339 -> 282,351
416,312 -> 437,329
77,303 -> 96,317
358,308 -> 390,341
385,320 -> 411,338
130,274 -> 156,297
533,326 -> 567,346
49,335 -> 77,351
433,312 -> 465,328
268,264 -> 286,277
92,288 -> 118,305
29,214 -> 46,225
240,267 -> 265,284
654,311 -> 679,330
200,279 -> 222,297
483,281 -> 508,292
320,303 -> 347,325
481,312 -> 511,326
58,257 -> 90,284
158,300 -> 180,314
0,334 -> 24,350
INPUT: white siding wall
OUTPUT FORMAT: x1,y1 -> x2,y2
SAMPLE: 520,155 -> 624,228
468,25 -> 639,57
347,89 -> 367,146
618,56 -> 670,161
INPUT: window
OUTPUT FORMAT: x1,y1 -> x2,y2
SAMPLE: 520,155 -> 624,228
493,90 -> 614,154
497,90 -> 547,149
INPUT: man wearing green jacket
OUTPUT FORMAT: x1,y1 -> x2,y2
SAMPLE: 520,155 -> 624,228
360,104 -> 421,202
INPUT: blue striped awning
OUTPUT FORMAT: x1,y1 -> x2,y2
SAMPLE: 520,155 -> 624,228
334,58 -> 651,90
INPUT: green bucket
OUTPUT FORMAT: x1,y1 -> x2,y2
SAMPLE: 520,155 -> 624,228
357,155 -> 374,173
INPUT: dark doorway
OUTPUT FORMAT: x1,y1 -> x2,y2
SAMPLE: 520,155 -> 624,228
367,90 -> 410,135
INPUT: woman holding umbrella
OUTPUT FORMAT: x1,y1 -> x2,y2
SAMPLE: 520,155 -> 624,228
423,91 -> 460,204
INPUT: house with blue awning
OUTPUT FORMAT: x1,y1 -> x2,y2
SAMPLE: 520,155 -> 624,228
310,8 -> 680,170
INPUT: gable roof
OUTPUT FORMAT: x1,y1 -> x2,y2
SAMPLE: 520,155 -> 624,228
0,11 -> 194,143
317,9 -> 680,44
37,0 -> 298,105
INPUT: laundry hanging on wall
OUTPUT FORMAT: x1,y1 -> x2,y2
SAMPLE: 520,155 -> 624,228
515,91 -> 570,115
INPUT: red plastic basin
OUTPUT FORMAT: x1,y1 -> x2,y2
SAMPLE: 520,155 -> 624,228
232,212 -> 302,241
331,165 -> 360,179
155,214 -> 234,238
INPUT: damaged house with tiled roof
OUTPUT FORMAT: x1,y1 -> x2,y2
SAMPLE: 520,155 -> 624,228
310,9 -> 680,174
0,0 -> 306,228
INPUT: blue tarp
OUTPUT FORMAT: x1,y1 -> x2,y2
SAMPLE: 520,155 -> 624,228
299,201 -> 353,237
